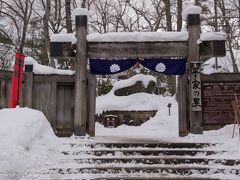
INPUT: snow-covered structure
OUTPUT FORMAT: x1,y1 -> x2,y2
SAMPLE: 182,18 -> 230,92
96,74 -> 166,127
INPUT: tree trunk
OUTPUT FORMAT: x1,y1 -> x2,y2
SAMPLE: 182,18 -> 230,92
81,0 -> 87,8
163,0 -> 172,31
227,33 -> 238,72
177,0 -> 182,31
65,0 -> 73,33
19,0 -> 32,53
43,0 -> 52,66
214,0 -> 218,69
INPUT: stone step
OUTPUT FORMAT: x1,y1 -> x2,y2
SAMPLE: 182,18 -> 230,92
93,176 -> 220,180
59,157 -> 240,166
47,141 -> 238,179
61,149 -> 224,157
62,142 -> 216,149
51,166 -> 240,176
41,174 -> 220,180
38,173 -> 221,180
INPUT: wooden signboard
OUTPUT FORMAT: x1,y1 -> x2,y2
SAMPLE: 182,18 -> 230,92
202,81 -> 240,125
191,66 -> 202,111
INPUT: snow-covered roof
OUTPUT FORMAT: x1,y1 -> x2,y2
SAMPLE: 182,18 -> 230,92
96,93 -> 168,115
182,5 -> 202,21
50,32 -> 189,43
50,31 -> 227,44
200,32 -> 227,41
87,32 -> 189,42
50,34 -> 76,44
25,56 -> 74,75
104,115 -> 118,117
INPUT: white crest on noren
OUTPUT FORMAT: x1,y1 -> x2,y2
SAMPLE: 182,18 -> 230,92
155,63 -> 166,72
110,64 -> 120,73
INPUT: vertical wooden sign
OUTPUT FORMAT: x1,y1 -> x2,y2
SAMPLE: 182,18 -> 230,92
191,63 -> 202,111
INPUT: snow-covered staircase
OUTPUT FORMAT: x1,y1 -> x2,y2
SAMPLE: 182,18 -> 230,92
44,138 -> 240,179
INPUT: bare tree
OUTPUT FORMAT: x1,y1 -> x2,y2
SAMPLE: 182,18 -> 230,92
0,0 -> 34,52
128,0 -> 165,32
218,0 -> 238,72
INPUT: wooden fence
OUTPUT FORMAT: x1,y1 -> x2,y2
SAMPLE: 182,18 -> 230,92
0,68 -> 78,137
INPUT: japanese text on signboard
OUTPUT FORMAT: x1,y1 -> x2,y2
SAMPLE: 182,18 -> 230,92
191,67 -> 202,111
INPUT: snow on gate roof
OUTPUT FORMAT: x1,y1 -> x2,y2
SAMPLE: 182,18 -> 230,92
50,31 -> 226,44
50,31 -> 189,44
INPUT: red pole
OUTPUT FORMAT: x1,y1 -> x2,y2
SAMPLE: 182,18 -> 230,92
9,52 -> 25,108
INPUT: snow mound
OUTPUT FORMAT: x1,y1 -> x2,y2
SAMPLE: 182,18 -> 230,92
0,108 -> 59,176
96,74 -> 158,115
96,93 -> 167,115
25,56 -> 74,75
111,74 -> 156,92
202,49 -> 240,74
182,5 -> 202,21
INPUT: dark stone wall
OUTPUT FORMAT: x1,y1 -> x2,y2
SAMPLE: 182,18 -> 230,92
96,110 -> 157,127
114,80 -> 156,96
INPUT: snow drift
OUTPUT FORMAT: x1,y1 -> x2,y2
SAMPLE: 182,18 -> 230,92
0,108 -> 59,179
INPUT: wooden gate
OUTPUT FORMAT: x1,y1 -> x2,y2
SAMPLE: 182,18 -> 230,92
56,83 -> 74,136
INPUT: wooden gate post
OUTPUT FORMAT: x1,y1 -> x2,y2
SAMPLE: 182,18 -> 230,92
24,64 -> 33,108
74,15 -> 88,136
178,73 -> 189,137
87,72 -> 96,136
187,14 -> 203,134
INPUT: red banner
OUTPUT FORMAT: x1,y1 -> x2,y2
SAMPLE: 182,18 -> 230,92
9,52 -> 25,108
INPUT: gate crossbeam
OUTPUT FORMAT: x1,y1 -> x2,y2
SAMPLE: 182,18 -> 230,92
51,40 -> 225,59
